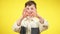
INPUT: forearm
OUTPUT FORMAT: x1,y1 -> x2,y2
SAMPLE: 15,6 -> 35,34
43,19 -> 48,31
38,19 -> 48,32
17,16 -> 25,26
36,15 -> 44,24
12,16 -> 26,32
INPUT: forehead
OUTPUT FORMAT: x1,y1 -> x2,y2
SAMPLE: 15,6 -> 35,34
26,4 -> 35,8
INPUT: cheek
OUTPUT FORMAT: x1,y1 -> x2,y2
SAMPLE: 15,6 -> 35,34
26,9 -> 30,12
27,10 -> 29,12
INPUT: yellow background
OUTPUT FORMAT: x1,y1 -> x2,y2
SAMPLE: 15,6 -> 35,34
0,0 -> 60,34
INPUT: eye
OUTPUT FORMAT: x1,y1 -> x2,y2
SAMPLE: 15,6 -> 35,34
31,8 -> 33,10
27,8 -> 29,10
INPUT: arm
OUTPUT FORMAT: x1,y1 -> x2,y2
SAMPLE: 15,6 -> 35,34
42,19 -> 48,31
38,19 -> 48,32
17,16 -> 25,26
12,21 -> 21,33
36,14 -> 44,24
12,8 -> 28,32
17,8 -> 28,26
12,16 -> 27,33
12,16 -> 25,32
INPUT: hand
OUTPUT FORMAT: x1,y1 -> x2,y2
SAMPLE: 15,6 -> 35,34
17,8 -> 29,26
23,8 -> 29,17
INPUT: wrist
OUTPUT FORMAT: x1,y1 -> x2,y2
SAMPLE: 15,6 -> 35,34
17,23 -> 21,26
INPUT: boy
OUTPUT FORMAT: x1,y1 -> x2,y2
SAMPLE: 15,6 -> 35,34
12,1 -> 48,34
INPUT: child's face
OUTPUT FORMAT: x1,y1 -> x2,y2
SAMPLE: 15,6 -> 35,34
25,4 -> 37,16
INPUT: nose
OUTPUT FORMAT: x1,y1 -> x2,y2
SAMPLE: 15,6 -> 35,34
29,11 -> 33,14
27,9 -> 33,14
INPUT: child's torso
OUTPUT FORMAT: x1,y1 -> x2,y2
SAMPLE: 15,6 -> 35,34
20,16 -> 40,34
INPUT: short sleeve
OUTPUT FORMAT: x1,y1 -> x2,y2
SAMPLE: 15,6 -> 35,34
38,19 -> 48,32
12,21 -> 21,33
